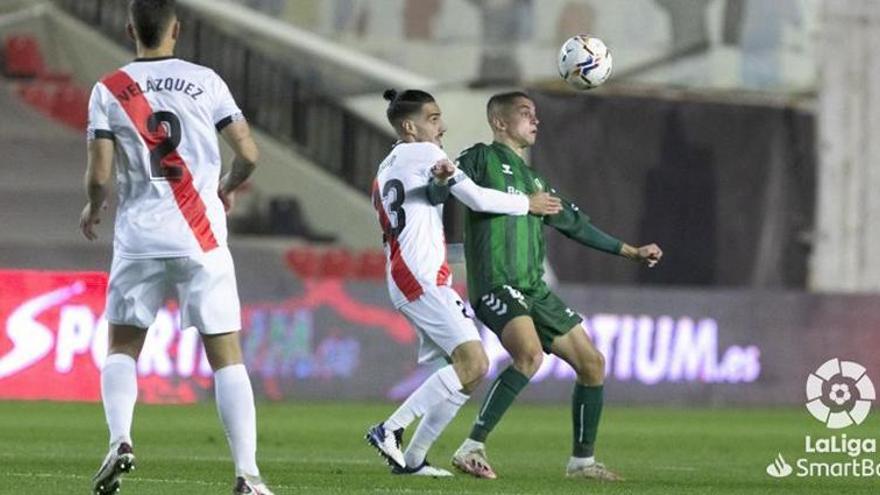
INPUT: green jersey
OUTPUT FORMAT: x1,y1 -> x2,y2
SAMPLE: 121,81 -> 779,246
457,141 -> 623,302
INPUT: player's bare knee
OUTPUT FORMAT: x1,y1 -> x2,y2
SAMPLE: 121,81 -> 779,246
592,350 -> 606,371
475,352 -> 490,378
454,350 -> 489,387
460,380 -> 479,394
107,340 -> 143,360
459,365 -> 486,394
107,334 -> 141,358
205,348 -> 243,371
576,350 -> 606,384
467,353 -> 490,383
452,341 -> 488,382
461,359 -> 489,385
202,332 -> 244,370
513,350 -> 544,377
107,346 -> 140,361
108,325 -> 146,358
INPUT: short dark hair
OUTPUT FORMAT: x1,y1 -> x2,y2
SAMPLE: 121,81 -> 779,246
129,0 -> 177,49
383,89 -> 435,128
487,91 -> 532,119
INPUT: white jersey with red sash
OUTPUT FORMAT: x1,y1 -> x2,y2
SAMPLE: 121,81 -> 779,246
87,57 -> 243,258
373,142 -> 453,309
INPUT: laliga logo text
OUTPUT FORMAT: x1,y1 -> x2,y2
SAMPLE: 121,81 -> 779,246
767,358 -> 879,479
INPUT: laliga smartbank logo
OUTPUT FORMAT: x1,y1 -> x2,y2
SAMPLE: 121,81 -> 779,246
806,358 -> 874,428
767,358 -> 878,479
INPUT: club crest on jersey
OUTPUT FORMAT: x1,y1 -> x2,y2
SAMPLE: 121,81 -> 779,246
502,285 -> 529,310
501,164 -> 514,175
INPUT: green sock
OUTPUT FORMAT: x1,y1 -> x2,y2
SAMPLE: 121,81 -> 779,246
572,384 -> 604,458
469,366 -> 530,442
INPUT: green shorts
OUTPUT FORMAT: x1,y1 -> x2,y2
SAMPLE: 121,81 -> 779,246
473,283 -> 583,353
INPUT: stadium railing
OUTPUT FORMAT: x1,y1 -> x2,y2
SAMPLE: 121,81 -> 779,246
54,0 -> 397,196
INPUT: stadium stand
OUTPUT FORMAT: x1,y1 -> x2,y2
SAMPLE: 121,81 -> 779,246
1,2 -> 381,249
283,246 -> 386,280
0,75 -> 98,248
0,6 -> 402,289
3,34 -> 44,77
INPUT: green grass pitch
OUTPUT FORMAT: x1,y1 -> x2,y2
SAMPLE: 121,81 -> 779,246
0,401 -> 876,494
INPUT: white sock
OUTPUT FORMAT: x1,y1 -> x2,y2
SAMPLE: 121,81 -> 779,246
404,389 -> 469,467
101,353 -> 138,448
214,364 -> 260,477
385,365 -> 462,431
568,455 -> 596,468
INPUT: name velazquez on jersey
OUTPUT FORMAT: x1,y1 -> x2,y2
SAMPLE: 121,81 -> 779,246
113,77 -> 206,103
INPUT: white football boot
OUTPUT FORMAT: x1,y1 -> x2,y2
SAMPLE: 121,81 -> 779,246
233,474 -> 275,495
92,442 -> 136,495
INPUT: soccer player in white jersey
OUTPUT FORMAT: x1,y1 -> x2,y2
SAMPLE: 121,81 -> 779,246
365,89 -> 562,476
79,1 -> 273,494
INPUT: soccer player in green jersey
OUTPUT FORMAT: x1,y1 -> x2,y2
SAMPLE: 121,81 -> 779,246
450,92 -> 663,481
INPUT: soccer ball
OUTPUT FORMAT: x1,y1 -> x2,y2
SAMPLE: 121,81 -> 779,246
557,35 -> 613,90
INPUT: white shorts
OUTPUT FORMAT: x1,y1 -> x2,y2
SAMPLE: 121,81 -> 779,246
399,285 -> 480,364
106,246 -> 241,335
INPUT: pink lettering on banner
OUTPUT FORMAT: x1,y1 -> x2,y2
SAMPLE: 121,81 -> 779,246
0,270 -> 414,404
0,270 -> 213,403
476,313 -> 762,386
0,270 -> 107,401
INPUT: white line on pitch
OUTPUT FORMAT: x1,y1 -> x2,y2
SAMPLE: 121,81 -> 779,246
0,451 -> 373,465
7,472 -> 225,487
7,472 -> 459,494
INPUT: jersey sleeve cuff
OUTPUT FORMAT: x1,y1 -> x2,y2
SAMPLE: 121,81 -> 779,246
87,129 -> 115,141
215,112 -> 245,131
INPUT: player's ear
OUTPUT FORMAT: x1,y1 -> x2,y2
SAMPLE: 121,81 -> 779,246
171,20 -> 180,41
126,22 -> 136,43
489,113 -> 505,132
401,118 -> 416,137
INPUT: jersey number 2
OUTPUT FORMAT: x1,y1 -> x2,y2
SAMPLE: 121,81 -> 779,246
147,111 -> 183,180
381,179 -> 406,238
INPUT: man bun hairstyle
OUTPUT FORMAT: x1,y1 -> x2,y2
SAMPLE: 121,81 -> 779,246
129,0 -> 177,49
384,88 -> 435,127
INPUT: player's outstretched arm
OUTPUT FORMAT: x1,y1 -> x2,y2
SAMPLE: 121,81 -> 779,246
452,176 -> 535,215
451,176 -> 562,216
428,159 -> 562,215
544,187 -> 663,266
620,243 -> 663,267
79,137 -> 113,241
218,120 -> 259,213
543,186 -> 626,255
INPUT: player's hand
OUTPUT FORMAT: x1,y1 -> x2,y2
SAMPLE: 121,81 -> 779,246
218,173 -> 236,214
528,192 -> 562,215
431,158 -> 457,183
636,243 -> 663,267
218,186 -> 235,214
79,201 -> 106,241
